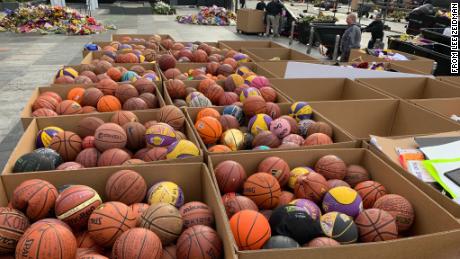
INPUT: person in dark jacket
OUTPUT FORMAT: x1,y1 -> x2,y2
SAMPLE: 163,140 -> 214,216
340,13 -> 361,62
265,0 -> 283,37
256,0 -> 266,10
240,0 -> 246,9
363,14 -> 384,49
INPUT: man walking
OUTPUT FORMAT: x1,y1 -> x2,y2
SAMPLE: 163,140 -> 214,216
265,0 -> 283,37
340,13 -> 361,62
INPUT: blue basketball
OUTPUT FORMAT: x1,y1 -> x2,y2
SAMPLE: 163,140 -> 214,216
222,105 -> 244,124
121,71 -> 140,82
84,43 -> 100,51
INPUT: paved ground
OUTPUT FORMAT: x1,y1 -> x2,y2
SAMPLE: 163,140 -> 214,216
0,1 -> 405,167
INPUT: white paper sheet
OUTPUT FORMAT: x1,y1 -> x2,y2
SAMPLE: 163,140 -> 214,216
419,140 -> 460,160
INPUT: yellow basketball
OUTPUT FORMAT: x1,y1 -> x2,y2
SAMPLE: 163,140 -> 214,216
288,167 -> 314,189
147,181 -> 184,208
166,140 -> 200,159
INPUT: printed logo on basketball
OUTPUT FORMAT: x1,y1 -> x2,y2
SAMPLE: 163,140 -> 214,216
0,236 -> 16,246
90,217 -> 102,225
270,169 -> 281,177
98,133 -> 122,140
3,215 -> 28,229
243,187 -> 255,193
21,239 -> 34,257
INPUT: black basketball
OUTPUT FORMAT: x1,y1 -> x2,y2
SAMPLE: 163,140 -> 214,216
12,152 -> 55,173
263,235 -> 300,249
33,148 -> 63,168
269,205 -> 322,245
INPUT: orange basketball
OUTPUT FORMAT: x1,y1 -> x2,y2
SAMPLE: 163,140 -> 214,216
229,210 -> 271,250
243,173 -> 281,209
94,123 -> 127,151
179,201 -> 214,228
97,148 -> 131,167
97,79 -> 118,95
15,222 -> 77,259
105,170 -> 147,205
56,100 -> 83,115
196,108 -> 221,121
82,88 -> 104,107
194,116 -> 223,144
77,116 -> 105,137
257,156 -> 291,187
82,106 -> 97,113
123,122 -> 146,150
223,58 -> 238,69
110,110 -> 139,126
115,84 -> 139,103
40,91 -> 62,103
197,78 -> 215,93
49,131 -> 82,161
88,202 -> 137,247
259,87 -> 277,102
294,172 -> 329,203
303,133 -> 333,146
55,185 -> 102,230
97,95 -> 122,112
76,231 -> 101,250
208,144 -> 232,153
243,96 -> 267,117
355,180 -> 387,209
176,225 -> 222,259
0,207 -> 30,254
166,79 -> 186,99
32,108 -> 58,117
67,87 -> 86,104
112,228 -> 162,259
106,67 -> 123,81
158,105 -> 185,130
143,147 -> 167,161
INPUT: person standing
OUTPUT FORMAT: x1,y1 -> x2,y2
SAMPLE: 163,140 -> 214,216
256,0 -> 266,10
240,0 -> 246,9
340,13 -> 361,62
363,14 -> 384,49
265,0 -> 283,37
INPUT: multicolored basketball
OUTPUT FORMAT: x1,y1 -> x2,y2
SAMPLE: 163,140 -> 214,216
222,105 -> 244,124
240,87 -> 261,102
186,92 -> 212,107
355,208 -> 398,242
105,170 -> 147,205
243,173 -> 281,209
373,194 -> 414,232
166,140 -> 200,159
289,102 -> 313,122
139,203 -> 183,245
36,126 -> 64,148
179,201 -> 214,228
322,186 -> 363,218
320,212 -> 358,244
224,74 -> 245,92
215,160 -> 247,193
145,123 -> 177,147
147,181 -> 184,208
56,67 -> 79,79
354,180 -> 387,209
248,114 -> 272,136
194,116 -> 223,144
229,210 -> 271,250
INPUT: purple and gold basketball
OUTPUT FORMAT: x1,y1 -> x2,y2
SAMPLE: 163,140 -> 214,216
36,126 -> 64,148
239,87 -> 261,102
289,198 -> 322,220
250,76 -> 270,89
248,114 -> 272,136
270,118 -> 291,139
145,123 -> 177,147
322,186 -> 363,218
147,181 -> 184,208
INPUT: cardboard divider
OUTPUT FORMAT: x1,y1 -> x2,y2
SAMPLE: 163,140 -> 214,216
111,34 -> 174,42
410,98 -> 460,121
162,80 -> 291,106
346,62 -> 431,75
357,77 -> 460,99
437,76 -> 460,87
185,104 -> 358,158
207,148 -> 460,259
81,50 -> 169,65
82,41 -> 162,57
269,78 -> 393,102
255,61 -> 324,78
309,100 -> 460,140
0,163 -> 237,259
242,48 -> 318,62
20,82 -> 165,129
3,110 -> 203,177
218,40 -> 287,51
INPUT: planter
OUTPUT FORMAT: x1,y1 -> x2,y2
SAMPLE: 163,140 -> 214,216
297,21 -> 336,45
0,1 -> 19,11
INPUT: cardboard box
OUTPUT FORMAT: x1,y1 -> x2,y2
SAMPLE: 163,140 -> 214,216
349,49 -> 435,74
438,76 -> 460,87
162,80 -> 291,106
254,61 -> 327,78
111,34 -> 174,42
270,78 -> 392,102
357,77 -> 460,100
2,110 -> 203,177
82,41 -> 161,58
410,98 -> 460,121
208,148 -> 460,259
236,9 -> 265,33
309,100 -> 460,140
242,48 -> 318,62
185,104 -> 358,157
20,82 -> 165,129
367,132 -> 460,218
0,163 -> 236,259
218,40 -> 287,52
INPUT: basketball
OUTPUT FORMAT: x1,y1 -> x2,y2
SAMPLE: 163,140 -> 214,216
97,79 -> 118,95
207,145 -> 231,153
288,166 -> 313,189
187,92 -> 212,107
259,87 -> 277,102
355,180 -> 387,209
203,84 -> 224,104
179,201 -> 214,228
248,114 -> 272,136
139,93 -> 158,109
166,79 -> 186,99
112,228 -> 162,259
82,88 -> 104,107
55,75 -> 75,84
224,74 -> 244,92
218,92 -> 238,106
134,78 -> 156,94
176,225 -> 222,259
263,236 -> 299,249
0,207 -> 30,253
67,87 -> 86,104
56,161 -> 84,170
158,105 -> 185,130
194,116 -> 223,144
243,172 -> 281,209
94,123 -> 127,151
252,131 -> 281,148
129,203 -> 149,225
306,121 -> 333,137
111,111 -> 138,126
56,100 -> 83,115
279,115 -> 297,133
158,54 -> 177,71
97,96 -> 122,112
123,97 -> 148,110
115,84 -> 139,103
40,91 -> 62,102
327,179 -> 351,189
147,181 -> 184,207
82,106 -> 97,113
106,67 -> 123,81
32,96 -> 58,111
307,237 -> 340,247
222,104 -> 244,124
289,198 -> 322,220
229,210 -> 271,250
304,133 -> 333,146
278,191 -> 295,206
88,202 -> 137,247
106,170 -> 147,205
294,172 -> 329,203
80,70 -> 98,82
214,160 -> 247,193
289,102 -> 313,122
97,148 -> 131,166
55,185 -> 102,230
355,208 -> 398,242
15,222 -> 77,259
197,78 -> 215,93
220,129 -> 245,151
145,123 -> 177,147
221,193 -> 257,218
217,63 -> 234,77
219,115 -> 239,131
32,108 -> 58,117
265,102 -> 281,119
75,231 -> 101,250
269,118 -> 291,139
257,156 -> 290,187
122,122 -> 146,150
12,152 -> 56,173
373,194 -> 414,232
164,68 -> 182,79
161,245 -> 176,259
76,147 -> 100,167
195,109 -> 219,122
243,96 -> 267,117
315,155 -> 347,180
344,165 -> 370,187
123,158 -> 145,165
36,126 -> 63,148
77,117 -> 105,138
139,203 -> 183,245
192,49 -> 208,63
49,131 -> 82,161
320,212 -> 358,244
297,119 -> 315,137
56,67 -> 79,78
166,140 -> 200,159
143,147 -> 167,161
322,186 -> 363,218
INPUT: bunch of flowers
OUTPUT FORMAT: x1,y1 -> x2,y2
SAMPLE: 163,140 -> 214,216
176,5 -> 236,26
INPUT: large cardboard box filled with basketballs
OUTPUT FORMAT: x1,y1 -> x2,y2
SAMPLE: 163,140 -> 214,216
185,103 -> 357,156
2,108 -> 203,178
207,148 -> 460,258
20,81 -> 165,128
0,163 -> 237,259
269,78 -> 393,102
241,48 -> 319,63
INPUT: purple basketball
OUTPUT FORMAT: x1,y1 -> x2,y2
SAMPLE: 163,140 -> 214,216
233,53 -> 250,62
289,199 -> 322,220
298,119 -> 316,137
248,114 -> 272,136
322,186 -> 363,218
250,76 -> 270,89
145,123 -> 177,147
239,87 -> 261,102
282,134 -> 305,146
270,118 -> 292,139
